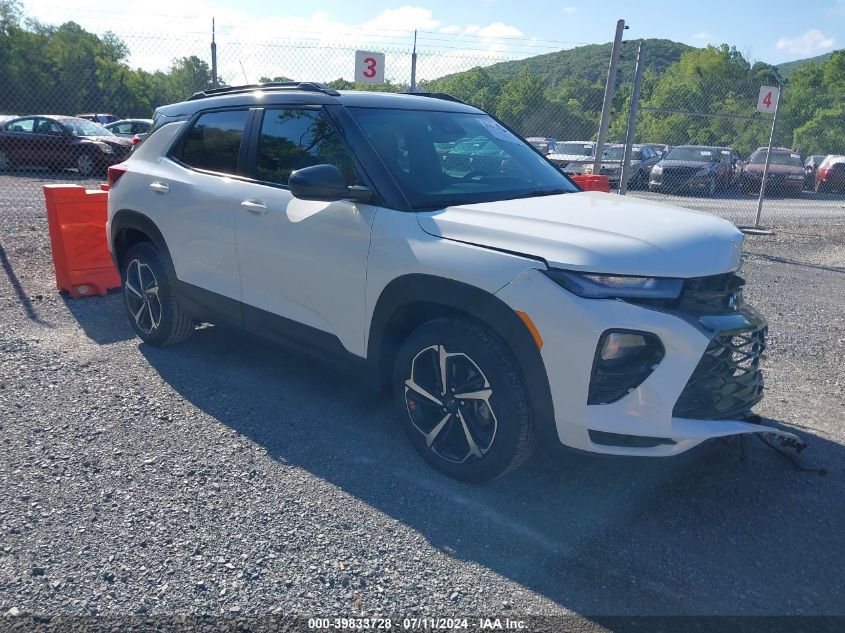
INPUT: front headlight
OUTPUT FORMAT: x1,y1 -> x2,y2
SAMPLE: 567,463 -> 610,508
542,270 -> 684,300
651,165 -> 662,175
96,143 -> 114,154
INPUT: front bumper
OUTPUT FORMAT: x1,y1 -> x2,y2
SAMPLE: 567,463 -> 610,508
495,269 -> 797,456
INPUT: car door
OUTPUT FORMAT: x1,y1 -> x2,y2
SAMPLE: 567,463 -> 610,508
151,109 -> 250,318
33,118 -> 73,170
235,105 -> 377,356
3,117 -> 37,165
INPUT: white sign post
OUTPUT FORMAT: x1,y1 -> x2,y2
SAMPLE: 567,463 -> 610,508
753,85 -> 782,230
354,50 -> 385,84
757,85 -> 779,114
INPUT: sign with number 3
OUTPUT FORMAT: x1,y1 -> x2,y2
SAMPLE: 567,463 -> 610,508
355,50 -> 385,84
757,85 -> 779,114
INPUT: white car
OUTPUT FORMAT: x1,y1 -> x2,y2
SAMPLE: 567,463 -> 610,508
106,83 -> 802,482
546,141 -> 596,175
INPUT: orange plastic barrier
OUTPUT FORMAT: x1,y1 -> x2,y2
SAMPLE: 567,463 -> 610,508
571,174 -> 611,193
43,184 -> 121,298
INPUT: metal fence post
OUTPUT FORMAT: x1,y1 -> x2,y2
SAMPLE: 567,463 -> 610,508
410,31 -> 418,92
210,18 -> 218,89
620,41 -> 645,195
754,85 -> 782,229
594,19 -> 626,174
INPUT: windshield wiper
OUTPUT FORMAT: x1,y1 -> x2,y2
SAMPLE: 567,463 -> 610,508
504,188 -> 572,200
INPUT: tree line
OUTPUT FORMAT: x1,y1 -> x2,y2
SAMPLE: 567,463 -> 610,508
1,0 -> 842,156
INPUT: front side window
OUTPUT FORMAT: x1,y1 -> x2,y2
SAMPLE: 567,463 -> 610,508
256,108 -> 358,186
348,107 -> 577,210
179,110 -> 249,175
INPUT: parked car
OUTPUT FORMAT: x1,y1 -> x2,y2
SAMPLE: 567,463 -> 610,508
804,154 -> 827,190
105,83 -> 801,481
0,115 -> 132,175
105,118 -> 153,138
645,143 -> 671,157
649,145 -> 720,196
815,155 -> 845,193
740,147 -> 804,197
76,113 -> 119,124
547,141 -> 596,174
583,143 -> 661,189
525,137 -> 558,155
715,147 -> 744,191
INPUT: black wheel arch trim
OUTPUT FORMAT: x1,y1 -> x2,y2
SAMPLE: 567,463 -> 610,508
368,273 -> 558,446
110,210 -> 175,277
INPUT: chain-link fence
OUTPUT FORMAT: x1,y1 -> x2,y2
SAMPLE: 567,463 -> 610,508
1,11 -> 843,228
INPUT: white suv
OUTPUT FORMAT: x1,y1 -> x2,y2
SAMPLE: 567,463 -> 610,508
106,82 -> 801,481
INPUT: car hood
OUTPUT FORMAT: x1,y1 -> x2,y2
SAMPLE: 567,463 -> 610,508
416,191 -> 743,278
548,153 -> 593,162
658,160 -> 711,169
79,135 -> 133,148
744,163 -> 803,175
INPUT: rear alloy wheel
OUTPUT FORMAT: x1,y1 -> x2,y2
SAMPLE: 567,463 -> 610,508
0,150 -> 11,171
121,242 -> 193,347
394,318 -> 535,482
76,153 -> 97,177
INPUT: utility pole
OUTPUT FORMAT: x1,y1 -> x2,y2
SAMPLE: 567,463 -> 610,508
410,30 -> 418,92
593,19 -> 627,174
620,41 -> 645,195
211,18 -> 218,89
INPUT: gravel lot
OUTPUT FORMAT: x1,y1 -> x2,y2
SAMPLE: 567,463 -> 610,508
0,172 -> 844,623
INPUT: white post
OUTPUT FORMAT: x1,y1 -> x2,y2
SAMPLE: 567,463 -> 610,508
754,86 -> 782,229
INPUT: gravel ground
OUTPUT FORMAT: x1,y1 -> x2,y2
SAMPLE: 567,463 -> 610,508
0,177 -> 844,622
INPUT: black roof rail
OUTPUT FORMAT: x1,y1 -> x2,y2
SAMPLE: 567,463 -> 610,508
188,81 -> 340,101
407,92 -> 467,105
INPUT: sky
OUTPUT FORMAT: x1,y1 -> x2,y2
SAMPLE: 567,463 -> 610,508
19,0 -> 845,84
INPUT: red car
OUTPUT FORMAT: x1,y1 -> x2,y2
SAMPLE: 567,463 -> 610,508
815,155 -> 845,194
740,147 -> 804,196
0,115 -> 132,176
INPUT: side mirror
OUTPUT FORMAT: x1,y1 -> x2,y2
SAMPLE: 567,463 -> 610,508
288,164 -> 372,202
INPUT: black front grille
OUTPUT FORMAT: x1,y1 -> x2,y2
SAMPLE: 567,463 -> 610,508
673,326 -> 766,420
662,166 -> 699,184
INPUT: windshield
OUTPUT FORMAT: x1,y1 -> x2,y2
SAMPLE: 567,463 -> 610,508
554,142 -> 594,156
63,119 -> 113,137
664,147 -> 714,162
601,146 -> 641,161
750,152 -> 803,167
348,108 -> 577,210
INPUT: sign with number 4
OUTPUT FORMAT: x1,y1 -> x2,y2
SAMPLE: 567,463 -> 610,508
355,50 -> 385,84
757,86 -> 779,114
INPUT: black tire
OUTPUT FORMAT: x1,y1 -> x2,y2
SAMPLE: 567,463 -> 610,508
120,242 -> 193,347
0,149 -> 12,172
393,317 -> 535,482
76,152 -> 98,177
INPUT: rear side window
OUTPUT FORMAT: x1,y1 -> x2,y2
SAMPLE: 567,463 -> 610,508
255,108 -> 358,186
179,110 -> 249,175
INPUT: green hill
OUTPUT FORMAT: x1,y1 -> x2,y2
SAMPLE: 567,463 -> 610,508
442,38 -> 694,88
777,50 -> 842,78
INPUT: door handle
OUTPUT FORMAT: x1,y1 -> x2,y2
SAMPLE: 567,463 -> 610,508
240,199 -> 268,214
149,181 -> 169,194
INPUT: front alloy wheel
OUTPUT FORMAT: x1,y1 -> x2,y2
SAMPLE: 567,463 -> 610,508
404,344 -> 498,464
394,318 -> 535,482
77,153 -> 96,176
